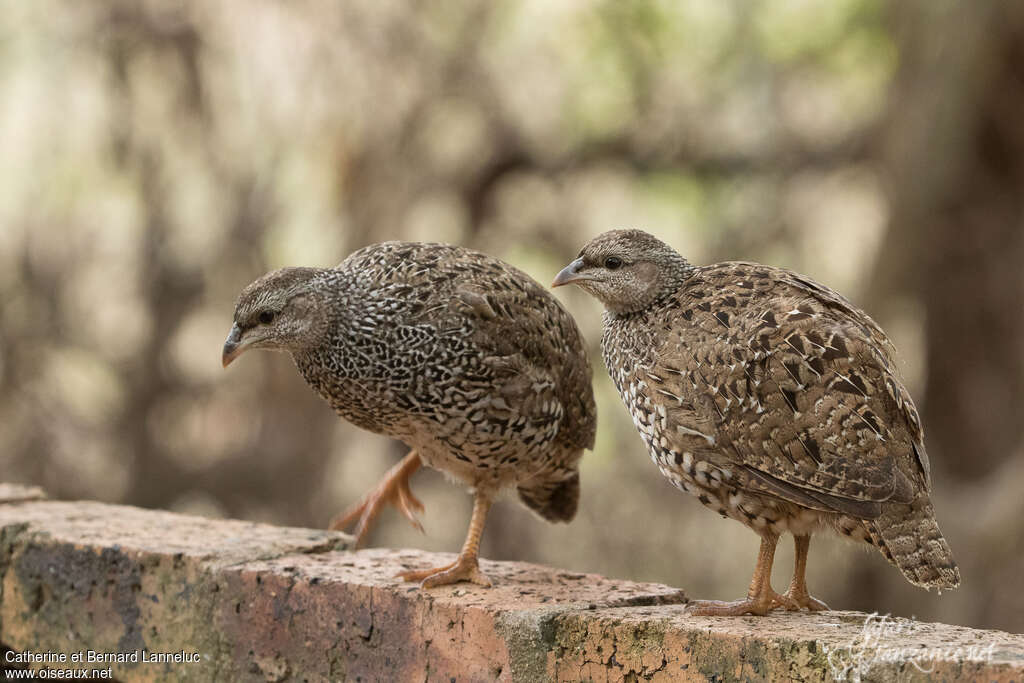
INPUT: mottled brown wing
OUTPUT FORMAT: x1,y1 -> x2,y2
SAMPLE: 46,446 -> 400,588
340,242 -> 595,452
453,270 -> 597,454
647,263 -> 921,519
773,267 -> 931,489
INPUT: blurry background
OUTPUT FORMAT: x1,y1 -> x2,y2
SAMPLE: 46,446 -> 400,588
1,0 -> 1021,633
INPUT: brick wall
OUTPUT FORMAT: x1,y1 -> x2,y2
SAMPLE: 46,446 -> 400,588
1,484 -> 1021,682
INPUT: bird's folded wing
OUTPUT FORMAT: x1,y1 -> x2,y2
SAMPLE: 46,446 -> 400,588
651,290 -> 918,518
451,281 -> 597,452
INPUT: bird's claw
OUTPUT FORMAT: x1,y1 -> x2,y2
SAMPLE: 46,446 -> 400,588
769,590 -> 802,611
687,587 -> 804,616
394,477 -> 425,530
780,589 -> 829,611
686,597 -> 776,617
396,558 -> 492,589
686,586 -> 827,616
329,468 -> 425,547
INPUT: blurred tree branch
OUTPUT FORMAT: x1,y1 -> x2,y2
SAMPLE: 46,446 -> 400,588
870,0 -> 1024,481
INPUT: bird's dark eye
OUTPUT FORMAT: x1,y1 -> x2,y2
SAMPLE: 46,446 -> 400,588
604,256 -> 623,270
258,311 -> 275,325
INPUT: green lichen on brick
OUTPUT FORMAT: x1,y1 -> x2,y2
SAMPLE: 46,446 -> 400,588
495,608 -> 562,682
0,522 -> 30,645
540,611 -> 676,680
0,522 -> 29,571
779,637 -> 831,682
683,630 -> 834,683
8,540 -> 145,655
547,612 -> 596,666
2,535 -> 232,682
2,498 -> 1023,682
620,619 -> 669,665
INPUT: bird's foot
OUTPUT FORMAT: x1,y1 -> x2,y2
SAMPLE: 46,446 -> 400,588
687,589 -> 795,616
780,587 -> 829,611
396,557 -> 492,589
687,597 -> 774,617
770,590 -> 803,611
329,457 -> 424,548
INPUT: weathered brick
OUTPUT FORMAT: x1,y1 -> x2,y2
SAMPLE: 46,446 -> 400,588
0,484 -> 46,505
0,493 -> 1021,682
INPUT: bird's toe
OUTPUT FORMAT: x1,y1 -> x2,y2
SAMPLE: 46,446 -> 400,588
769,590 -> 803,612
782,590 -> 829,611
397,559 -> 492,589
686,597 -> 775,617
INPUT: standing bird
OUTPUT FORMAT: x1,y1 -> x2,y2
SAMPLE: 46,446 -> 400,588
554,229 -> 959,615
223,242 -> 595,588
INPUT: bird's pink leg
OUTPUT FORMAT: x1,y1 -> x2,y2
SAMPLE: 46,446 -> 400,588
687,532 -> 799,616
396,492 -> 493,588
781,535 -> 829,611
329,451 -> 424,548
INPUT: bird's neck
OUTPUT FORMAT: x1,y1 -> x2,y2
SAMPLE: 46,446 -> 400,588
281,269 -> 349,356
654,257 -> 697,302
605,256 -> 696,317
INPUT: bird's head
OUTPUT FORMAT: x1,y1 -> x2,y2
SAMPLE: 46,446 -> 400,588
552,229 -> 692,315
222,267 -> 328,367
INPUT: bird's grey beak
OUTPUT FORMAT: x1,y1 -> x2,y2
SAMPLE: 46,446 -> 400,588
222,323 -> 245,368
552,258 -> 588,287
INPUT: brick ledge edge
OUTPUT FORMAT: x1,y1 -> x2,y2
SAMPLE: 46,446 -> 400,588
1,484 -> 1021,682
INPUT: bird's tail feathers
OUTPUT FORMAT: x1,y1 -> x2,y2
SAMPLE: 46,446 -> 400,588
517,470 -> 580,523
867,496 -> 960,590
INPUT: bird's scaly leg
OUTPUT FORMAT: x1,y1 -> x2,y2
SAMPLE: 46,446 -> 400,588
780,534 -> 829,611
329,451 -> 424,548
687,532 -> 799,616
396,491 -> 493,588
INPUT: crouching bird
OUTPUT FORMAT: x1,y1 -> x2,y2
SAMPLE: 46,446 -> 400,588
223,242 -> 595,588
554,229 -> 959,615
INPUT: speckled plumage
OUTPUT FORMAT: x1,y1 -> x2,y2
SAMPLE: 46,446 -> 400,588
557,229 -> 958,613
225,241 -> 595,586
